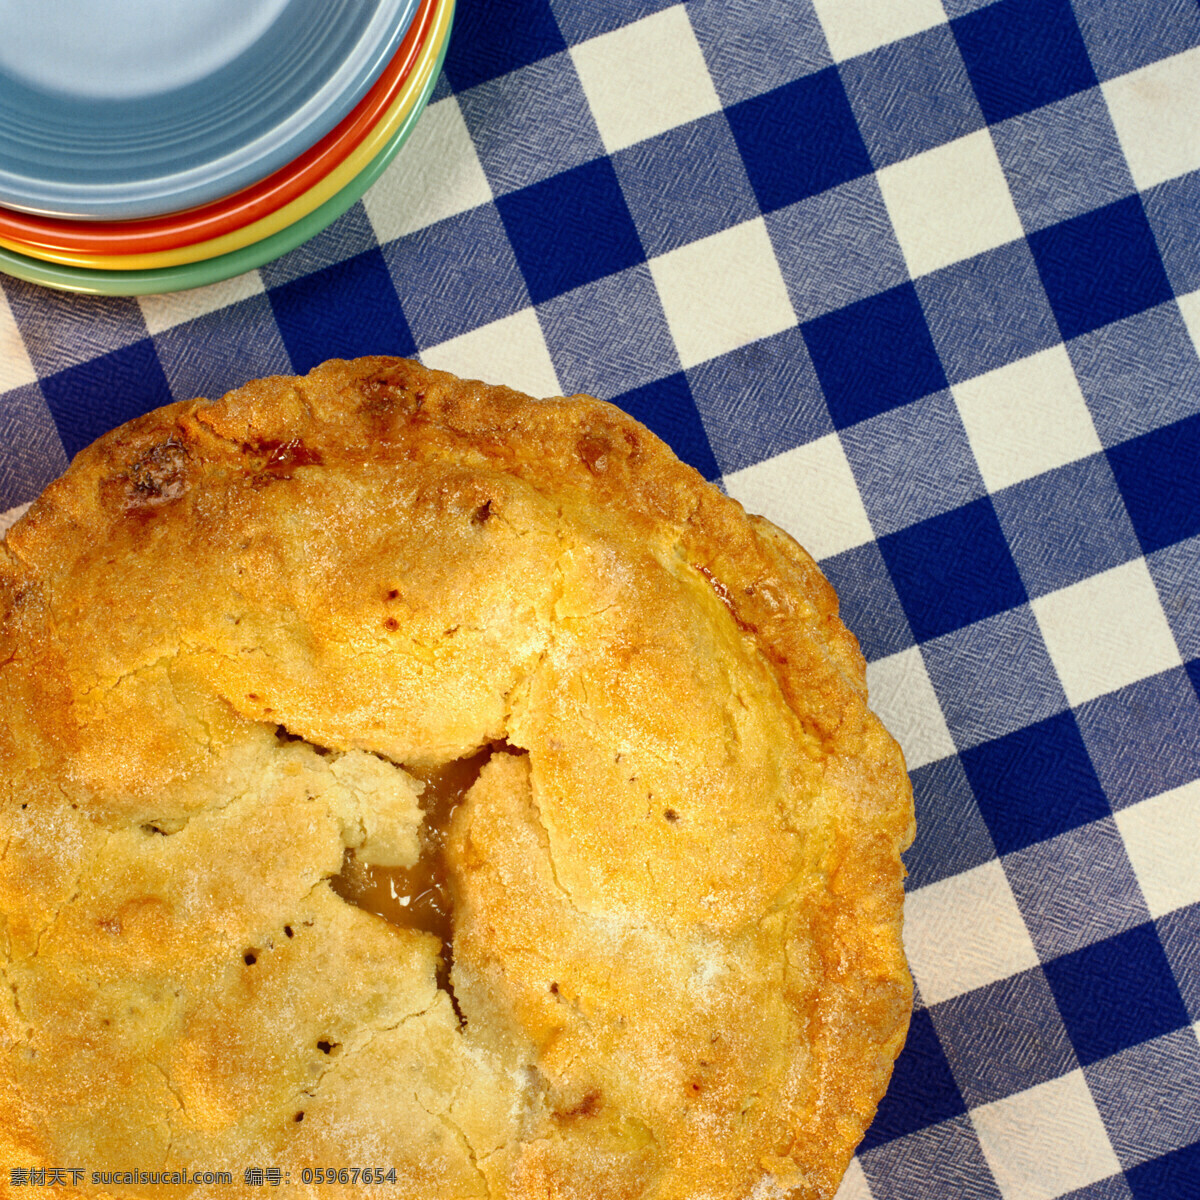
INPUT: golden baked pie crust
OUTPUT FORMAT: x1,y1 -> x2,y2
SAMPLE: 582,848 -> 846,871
0,358 -> 914,1199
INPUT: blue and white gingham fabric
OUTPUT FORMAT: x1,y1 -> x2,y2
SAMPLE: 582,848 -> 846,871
3,2 -> 1200,1196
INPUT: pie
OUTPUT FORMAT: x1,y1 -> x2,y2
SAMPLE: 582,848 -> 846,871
0,357 -> 914,1198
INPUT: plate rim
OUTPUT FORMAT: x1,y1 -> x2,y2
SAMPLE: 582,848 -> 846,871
0,0 -> 441,264
0,0 -> 421,220
0,0 -> 453,297
0,0 -> 438,256
0,0 -> 448,272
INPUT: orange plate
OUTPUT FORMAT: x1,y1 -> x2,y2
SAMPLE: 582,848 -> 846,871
0,0 -> 436,256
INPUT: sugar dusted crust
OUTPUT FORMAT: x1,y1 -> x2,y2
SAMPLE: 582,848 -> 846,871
0,358 -> 914,1200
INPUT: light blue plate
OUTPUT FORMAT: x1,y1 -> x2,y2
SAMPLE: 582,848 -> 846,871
0,0 -> 419,220
0,10 -> 452,297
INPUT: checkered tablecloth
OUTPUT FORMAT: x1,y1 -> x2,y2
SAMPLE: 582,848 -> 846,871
3,1 -> 1200,1197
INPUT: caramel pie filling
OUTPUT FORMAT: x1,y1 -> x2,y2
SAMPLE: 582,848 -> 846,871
331,745 -> 499,978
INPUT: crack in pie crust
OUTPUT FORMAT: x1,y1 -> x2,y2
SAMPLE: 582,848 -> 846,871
0,358 -> 914,1199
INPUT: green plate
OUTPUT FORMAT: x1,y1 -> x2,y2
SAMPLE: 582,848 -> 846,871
0,5 -> 450,297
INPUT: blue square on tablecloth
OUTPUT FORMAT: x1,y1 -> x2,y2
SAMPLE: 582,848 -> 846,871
1148,536 -> 1200,664
1028,196 -> 1174,342
496,158 -> 645,305
725,68 -> 873,215
548,0 -> 677,43
269,248 -> 416,375
442,0 -> 567,92
538,263 -> 679,398
803,283 -> 947,428
991,89 -> 1136,233
951,0 -> 1098,124
992,455 -> 1143,599
1127,1142 -> 1200,1200
937,0 -> 996,15
1087,1028 -> 1200,1168
1044,922 -> 1191,1067
1108,413 -> 1200,555
611,113 -> 759,258
878,497 -> 1027,642
859,1009 -> 966,1150
766,176 -> 908,323
1072,0 -> 1200,82
818,541 -> 915,663
384,206 -> 531,349
538,265 -> 679,397
929,968 -> 1077,1105
688,0 -> 831,106
1005,819 -> 1150,959
455,54 -> 605,196
1076,668 -> 1200,811
0,384 -> 69,512
2,278 -> 148,376
686,328 -> 831,475
839,24 -> 985,170
610,372 -> 720,480
1068,301 -> 1200,447
904,756 -> 997,889
840,391 -> 986,537
860,1115 -> 1004,1200
921,607 -> 1067,750
1189,657 -> 1200,704
1144,172 -> 1200,297
1063,1178 -> 1136,1200
1158,904 -> 1200,1022
151,298 -> 292,406
960,710 -> 1109,854
40,340 -> 174,461
916,239 -> 1059,384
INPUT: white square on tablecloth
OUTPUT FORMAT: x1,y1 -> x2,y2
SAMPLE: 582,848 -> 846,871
904,859 -> 1040,1006
876,129 -> 1025,278
363,97 -> 494,243
1177,289 -> 1200,357
1032,558 -> 1183,707
952,345 -> 1103,492
832,1157 -> 872,1200
570,6 -> 722,154
420,308 -> 561,399
1115,778 -> 1200,918
971,1071 -> 1121,1200
811,0 -> 947,62
138,272 -> 265,336
649,217 -> 796,369
0,285 -> 36,391
723,433 -> 873,561
1103,46 -> 1200,191
866,647 -> 957,770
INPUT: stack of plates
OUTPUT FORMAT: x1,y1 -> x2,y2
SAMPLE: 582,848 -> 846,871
0,0 -> 454,295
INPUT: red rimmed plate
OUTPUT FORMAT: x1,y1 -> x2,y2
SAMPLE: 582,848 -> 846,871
0,0 -> 436,256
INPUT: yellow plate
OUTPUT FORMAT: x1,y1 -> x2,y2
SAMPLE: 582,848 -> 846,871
0,0 -> 453,272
